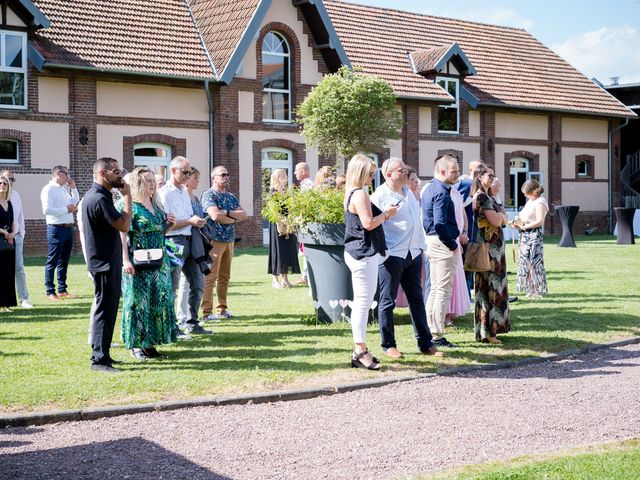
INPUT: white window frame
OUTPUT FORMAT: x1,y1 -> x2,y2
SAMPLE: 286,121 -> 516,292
261,147 -> 293,244
436,76 -> 459,134
577,160 -> 589,177
262,31 -> 291,124
0,139 -> 19,163
133,142 -> 172,179
0,30 -> 27,109
508,157 -> 529,211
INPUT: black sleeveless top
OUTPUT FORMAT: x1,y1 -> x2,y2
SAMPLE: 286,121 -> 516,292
344,188 -> 387,260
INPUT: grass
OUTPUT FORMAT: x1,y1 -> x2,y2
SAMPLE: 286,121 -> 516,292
0,235 -> 638,412
418,439 -> 640,480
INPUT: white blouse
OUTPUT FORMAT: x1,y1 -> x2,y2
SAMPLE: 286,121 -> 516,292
519,196 -> 548,225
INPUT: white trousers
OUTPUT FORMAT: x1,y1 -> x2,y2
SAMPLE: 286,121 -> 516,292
344,251 -> 380,344
425,236 -> 457,338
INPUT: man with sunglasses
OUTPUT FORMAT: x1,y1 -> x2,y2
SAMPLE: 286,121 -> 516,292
1,170 -> 31,308
158,156 -> 210,337
82,157 -> 131,372
371,158 -> 441,358
200,165 -> 246,322
40,165 -> 79,301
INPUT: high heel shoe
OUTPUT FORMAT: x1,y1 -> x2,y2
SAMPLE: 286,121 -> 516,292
351,350 -> 381,370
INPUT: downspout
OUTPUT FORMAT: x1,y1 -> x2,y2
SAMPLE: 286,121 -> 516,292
608,118 -> 629,232
204,79 -> 215,178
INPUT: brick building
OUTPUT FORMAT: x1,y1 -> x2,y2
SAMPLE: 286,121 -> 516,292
0,0 -> 636,254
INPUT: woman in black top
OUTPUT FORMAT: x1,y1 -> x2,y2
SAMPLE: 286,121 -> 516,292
0,175 -> 18,310
344,155 -> 397,370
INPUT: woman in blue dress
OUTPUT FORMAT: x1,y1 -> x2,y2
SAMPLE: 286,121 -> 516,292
119,167 -> 178,360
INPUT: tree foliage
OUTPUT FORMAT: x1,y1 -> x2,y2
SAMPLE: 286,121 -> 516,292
297,66 -> 402,160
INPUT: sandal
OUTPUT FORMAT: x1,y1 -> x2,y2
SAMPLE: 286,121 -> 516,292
482,337 -> 502,345
351,350 -> 381,370
272,278 -> 282,289
131,348 -> 149,361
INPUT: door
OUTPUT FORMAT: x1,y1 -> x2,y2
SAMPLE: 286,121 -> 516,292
261,148 -> 293,244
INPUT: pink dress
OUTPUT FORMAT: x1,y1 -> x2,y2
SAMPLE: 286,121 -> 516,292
448,188 -> 471,317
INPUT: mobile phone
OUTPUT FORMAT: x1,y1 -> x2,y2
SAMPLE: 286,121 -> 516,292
394,200 -> 401,206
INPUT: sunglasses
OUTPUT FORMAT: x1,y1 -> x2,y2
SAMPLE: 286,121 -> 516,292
0,181 -> 9,186
216,173 -> 230,177
106,168 -> 123,175
179,169 -> 192,175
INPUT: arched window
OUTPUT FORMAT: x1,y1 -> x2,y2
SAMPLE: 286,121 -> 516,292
262,32 -> 291,122
133,143 -> 172,179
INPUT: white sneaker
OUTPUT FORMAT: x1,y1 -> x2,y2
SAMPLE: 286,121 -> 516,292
219,310 -> 233,319
201,314 -> 219,323
21,300 -> 34,309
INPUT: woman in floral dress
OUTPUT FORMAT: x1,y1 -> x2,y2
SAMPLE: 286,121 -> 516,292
471,165 -> 510,344
119,167 -> 177,360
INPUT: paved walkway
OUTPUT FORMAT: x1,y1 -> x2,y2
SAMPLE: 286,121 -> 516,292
2,343 -> 640,479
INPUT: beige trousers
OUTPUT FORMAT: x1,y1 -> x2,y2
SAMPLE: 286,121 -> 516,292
201,240 -> 234,315
425,236 -> 458,338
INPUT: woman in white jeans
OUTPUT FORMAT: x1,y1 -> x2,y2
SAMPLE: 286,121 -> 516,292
343,155 -> 398,370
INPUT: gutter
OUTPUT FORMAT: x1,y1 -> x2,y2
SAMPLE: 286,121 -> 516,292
608,118 -> 630,232
43,62 -> 215,83
204,79 -> 215,176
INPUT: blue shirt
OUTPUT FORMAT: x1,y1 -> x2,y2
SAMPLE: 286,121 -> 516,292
200,189 -> 239,243
422,179 -> 459,251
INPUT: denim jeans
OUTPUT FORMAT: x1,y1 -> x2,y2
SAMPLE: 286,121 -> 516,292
14,233 -> 29,302
170,235 -> 204,327
378,253 -> 433,352
45,225 -> 74,295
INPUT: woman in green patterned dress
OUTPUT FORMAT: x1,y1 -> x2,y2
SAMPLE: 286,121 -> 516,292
471,165 -> 510,344
119,167 -> 178,360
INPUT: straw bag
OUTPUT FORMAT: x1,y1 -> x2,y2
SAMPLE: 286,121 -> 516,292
463,221 -> 490,272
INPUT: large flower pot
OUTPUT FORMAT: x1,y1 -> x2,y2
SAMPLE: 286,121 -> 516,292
297,223 -> 352,323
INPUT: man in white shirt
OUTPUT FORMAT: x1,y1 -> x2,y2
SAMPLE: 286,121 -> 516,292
371,157 -> 442,359
1,170 -> 31,308
158,156 -> 210,336
40,165 -> 79,301
294,162 -> 313,191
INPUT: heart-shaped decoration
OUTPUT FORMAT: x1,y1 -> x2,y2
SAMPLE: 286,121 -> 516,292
370,300 -> 378,310
329,299 -> 339,309
347,300 -> 353,308
312,301 -> 321,309
339,299 -> 349,308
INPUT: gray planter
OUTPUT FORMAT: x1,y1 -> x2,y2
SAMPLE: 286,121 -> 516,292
298,223 -> 352,323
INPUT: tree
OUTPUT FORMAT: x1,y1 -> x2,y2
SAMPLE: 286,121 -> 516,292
297,66 -> 402,162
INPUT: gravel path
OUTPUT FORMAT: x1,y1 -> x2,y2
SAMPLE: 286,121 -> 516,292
2,343 -> 640,480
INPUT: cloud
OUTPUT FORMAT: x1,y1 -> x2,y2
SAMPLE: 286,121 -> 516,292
552,26 -> 640,85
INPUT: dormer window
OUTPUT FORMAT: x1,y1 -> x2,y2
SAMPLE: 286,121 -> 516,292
436,76 -> 459,133
262,31 -> 291,122
0,31 -> 27,109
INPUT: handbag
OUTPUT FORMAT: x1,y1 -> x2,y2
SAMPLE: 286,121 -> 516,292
132,248 -> 164,270
463,220 -> 490,272
0,236 -> 14,253
276,220 -> 294,238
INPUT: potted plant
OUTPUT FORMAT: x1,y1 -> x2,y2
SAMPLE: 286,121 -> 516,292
262,187 -> 348,323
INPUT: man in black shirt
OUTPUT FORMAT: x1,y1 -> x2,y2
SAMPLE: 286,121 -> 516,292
82,157 -> 132,372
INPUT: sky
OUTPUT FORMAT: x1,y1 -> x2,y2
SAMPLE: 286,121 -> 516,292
340,0 -> 640,85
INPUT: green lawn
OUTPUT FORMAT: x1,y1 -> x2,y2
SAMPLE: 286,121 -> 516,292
418,439 -> 640,480
0,235 -> 638,412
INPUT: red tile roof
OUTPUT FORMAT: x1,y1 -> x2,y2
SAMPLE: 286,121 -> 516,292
32,0 -> 215,79
190,0 -> 261,77
325,0 -> 635,118
410,45 -> 452,75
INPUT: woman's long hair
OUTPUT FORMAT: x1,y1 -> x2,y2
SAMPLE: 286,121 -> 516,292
470,164 -> 493,198
130,167 -> 160,210
0,175 -> 12,201
270,168 -> 288,193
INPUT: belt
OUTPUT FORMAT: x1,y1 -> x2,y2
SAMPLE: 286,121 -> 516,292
51,223 -> 74,228
169,234 -> 191,239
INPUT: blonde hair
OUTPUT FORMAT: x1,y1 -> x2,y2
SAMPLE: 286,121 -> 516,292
130,167 -> 160,208
270,168 -> 288,192
0,175 -> 12,201
314,165 -> 335,186
345,154 -> 375,192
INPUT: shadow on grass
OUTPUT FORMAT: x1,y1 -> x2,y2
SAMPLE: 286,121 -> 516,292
0,437 -> 230,479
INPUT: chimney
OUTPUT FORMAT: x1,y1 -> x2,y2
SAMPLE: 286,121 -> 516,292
610,76 -> 620,86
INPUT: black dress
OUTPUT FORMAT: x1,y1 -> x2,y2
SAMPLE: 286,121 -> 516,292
0,201 -> 17,308
267,189 -> 300,275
